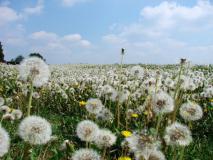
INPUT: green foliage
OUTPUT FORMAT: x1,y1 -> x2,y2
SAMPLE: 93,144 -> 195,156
29,53 -> 46,61
0,41 -> 5,62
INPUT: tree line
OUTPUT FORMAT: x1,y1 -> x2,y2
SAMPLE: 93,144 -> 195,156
0,41 -> 46,64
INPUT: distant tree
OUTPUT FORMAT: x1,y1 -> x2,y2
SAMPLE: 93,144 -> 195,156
7,55 -> 24,65
14,55 -> 24,64
29,53 -> 46,61
0,42 -> 5,62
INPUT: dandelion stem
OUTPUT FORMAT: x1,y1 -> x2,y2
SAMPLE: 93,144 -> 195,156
102,147 -> 107,159
116,49 -> 125,128
172,90 -> 183,122
27,82 -> 33,116
86,141 -> 89,148
172,147 -> 177,160
179,147 -> 185,160
171,62 -> 184,122
117,102 -> 120,128
174,63 -> 183,100
156,114 -> 163,138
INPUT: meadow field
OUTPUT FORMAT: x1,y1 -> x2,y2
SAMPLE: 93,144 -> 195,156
0,57 -> 212,160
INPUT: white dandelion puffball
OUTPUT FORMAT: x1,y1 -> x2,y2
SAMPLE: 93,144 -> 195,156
152,91 -> 174,115
135,150 -> 166,160
95,108 -> 114,121
0,127 -> 10,157
85,98 -> 104,114
18,116 -> 52,145
76,120 -> 99,142
164,122 -> 192,146
95,129 -> 117,148
130,65 -> 144,79
180,101 -> 203,121
0,97 -> 4,106
18,57 -> 50,87
72,148 -> 101,160
0,105 -> 10,114
11,109 -> 23,120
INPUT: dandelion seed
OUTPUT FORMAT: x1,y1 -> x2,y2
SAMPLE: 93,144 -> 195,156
95,108 -> 114,121
18,57 -> 50,87
85,98 -> 104,114
72,148 -> 101,160
0,97 -> 4,106
180,101 -> 203,121
152,91 -> 174,115
0,105 -> 10,114
135,150 -> 165,160
0,127 -> 10,157
18,116 -> 52,145
95,129 -> 117,148
76,120 -> 99,142
11,109 -> 23,120
130,65 -> 144,79
164,122 -> 192,146
2,113 -> 15,121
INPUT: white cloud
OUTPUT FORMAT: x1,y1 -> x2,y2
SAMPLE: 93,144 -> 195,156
62,0 -> 92,7
0,6 -> 21,26
30,31 -> 92,47
30,31 -> 58,41
23,0 -> 44,15
0,0 -> 44,26
102,0 -> 213,64
3,30 -> 92,63
103,34 -> 127,44
63,34 -> 82,41
141,0 -> 213,29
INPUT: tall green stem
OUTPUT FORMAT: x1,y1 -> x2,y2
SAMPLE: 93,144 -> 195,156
116,51 -> 124,128
173,63 -> 183,99
27,82 -> 33,116
156,114 -> 163,138
171,63 -> 184,122
179,147 -> 185,160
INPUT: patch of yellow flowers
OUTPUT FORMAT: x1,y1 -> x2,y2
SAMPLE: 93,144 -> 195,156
118,156 -> 132,160
79,101 -> 87,107
121,130 -> 132,137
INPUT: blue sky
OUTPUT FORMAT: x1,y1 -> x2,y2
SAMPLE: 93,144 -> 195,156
0,0 -> 213,64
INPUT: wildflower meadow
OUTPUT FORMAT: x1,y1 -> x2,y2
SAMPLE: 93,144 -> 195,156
0,54 -> 212,160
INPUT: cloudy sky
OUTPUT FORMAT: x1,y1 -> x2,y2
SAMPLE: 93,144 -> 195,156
0,0 -> 213,64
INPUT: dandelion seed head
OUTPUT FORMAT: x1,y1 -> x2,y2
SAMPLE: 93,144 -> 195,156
72,148 -> 101,160
0,97 -> 4,106
18,116 -> 52,145
152,91 -> 174,115
164,122 -> 192,146
18,57 -> 50,87
0,127 -> 10,157
180,101 -> 203,121
76,120 -> 99,142
85,98 -> 104,114
95,129 -> 117,148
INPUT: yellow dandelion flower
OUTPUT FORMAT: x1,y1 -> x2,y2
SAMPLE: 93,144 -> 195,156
79,101 -> 87,107
121,130 -> 132,137
5,107 -> 13,113
210,99 -> 213,102
118,156 -> 132,160
143,111 -> 148,115
131,113 -> 139,118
